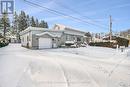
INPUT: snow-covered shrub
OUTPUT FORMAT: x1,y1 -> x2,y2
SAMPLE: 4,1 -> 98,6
65,41 -> 75,46
0,38 -> 9,48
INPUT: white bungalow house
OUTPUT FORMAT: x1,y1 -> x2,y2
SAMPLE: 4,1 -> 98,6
20,24 -> 88,49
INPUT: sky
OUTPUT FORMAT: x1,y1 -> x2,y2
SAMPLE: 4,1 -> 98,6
15,0 -> 130,33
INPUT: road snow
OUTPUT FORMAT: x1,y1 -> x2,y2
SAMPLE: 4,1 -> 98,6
0,44 -> 130,87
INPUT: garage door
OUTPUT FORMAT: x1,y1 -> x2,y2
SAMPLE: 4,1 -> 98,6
39,38 -> 52,49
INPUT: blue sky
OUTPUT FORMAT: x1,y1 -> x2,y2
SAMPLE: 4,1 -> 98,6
15,0 -> 130,33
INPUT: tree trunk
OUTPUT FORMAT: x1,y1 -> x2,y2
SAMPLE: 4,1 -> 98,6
3,23 -> 6,37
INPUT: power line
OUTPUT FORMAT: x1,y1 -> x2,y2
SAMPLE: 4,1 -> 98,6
54,2 -> 108,27
23,0 -> 108,30
54,1 -> 108,27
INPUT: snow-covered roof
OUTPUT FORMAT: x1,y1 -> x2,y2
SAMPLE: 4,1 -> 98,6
20,26 -> 64,35
20,27 -> 49,35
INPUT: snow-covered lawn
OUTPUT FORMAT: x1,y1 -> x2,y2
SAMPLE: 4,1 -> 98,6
0,44 -> 130,87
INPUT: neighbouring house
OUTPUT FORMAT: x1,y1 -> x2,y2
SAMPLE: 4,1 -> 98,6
20,24 -> 88,49
6,35 -> 17,43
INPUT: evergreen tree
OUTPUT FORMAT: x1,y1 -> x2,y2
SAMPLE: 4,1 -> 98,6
18,11 -> 28,31
30,16 -> 36,27
0,11 -> 10,37
39,20 -> 46,28
26,15 -> 30,27
85,32 -> 91,37
13,11 -> 21,42
35,18 -> 39,27
12,11 -> 18,34
45,22 -> 48,28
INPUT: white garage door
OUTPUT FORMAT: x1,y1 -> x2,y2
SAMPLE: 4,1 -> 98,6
39,38 -> 52,49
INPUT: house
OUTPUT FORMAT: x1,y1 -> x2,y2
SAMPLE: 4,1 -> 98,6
6,35 -> 17,43
20,24 -> 87,49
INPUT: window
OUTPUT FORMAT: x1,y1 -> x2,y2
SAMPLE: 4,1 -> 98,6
77,37 -> 81,41
66,35 -> 70,40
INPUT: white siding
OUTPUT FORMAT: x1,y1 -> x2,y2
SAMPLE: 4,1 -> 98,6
21,32 -> 32,47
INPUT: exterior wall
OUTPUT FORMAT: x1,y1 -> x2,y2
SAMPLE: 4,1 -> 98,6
65,34 -> 83,42
64,28 -> 85,36
21,30 -> 45,49
58,33 -> 85,46
31,34 -> 38,49
58,34 -> 66,45
31,30 -> 44,49
21,32 -> 32,48
54,38 -> 60,47
23,30 -> 45,49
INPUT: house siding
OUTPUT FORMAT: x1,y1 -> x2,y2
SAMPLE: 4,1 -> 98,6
32,34 -> 39,49
21,32 -> 31,47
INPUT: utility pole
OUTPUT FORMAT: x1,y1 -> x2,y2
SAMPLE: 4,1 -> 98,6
109,15 -> 112,41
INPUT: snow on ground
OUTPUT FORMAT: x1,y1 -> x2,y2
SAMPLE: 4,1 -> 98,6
0,44 -> 130,87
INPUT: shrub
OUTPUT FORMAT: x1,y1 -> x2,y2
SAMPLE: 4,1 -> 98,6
89,37 -> 129,48
0,38 -> 9,48
115,37 -> 129,47
89,42 -> 116,48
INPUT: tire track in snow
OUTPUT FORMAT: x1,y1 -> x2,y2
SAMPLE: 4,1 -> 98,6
16,56 -> 70,87
46,51 -> 110,87
16,47 -> 129,87
76,60 -> 101,87
52,56 -> 101,87
49,49 -> 128,78
108,50 -> 129,77
16,62 -> 32,87
55,62 -> 70,87
108,57 -> 127,77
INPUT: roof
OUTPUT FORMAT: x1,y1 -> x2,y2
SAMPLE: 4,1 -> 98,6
20,27 -> 48,35
54,24 -> 86,34
20,24 -> 87,37
36,32 -> 62,38
20,26 -> 64,35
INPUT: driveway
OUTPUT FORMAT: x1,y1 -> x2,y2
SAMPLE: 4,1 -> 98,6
0,44 -> 130,87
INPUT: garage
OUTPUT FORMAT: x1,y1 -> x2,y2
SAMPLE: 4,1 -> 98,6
39,38 -> 52,49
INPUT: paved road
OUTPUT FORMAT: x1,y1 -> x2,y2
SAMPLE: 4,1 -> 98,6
0,44 -> 130,87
